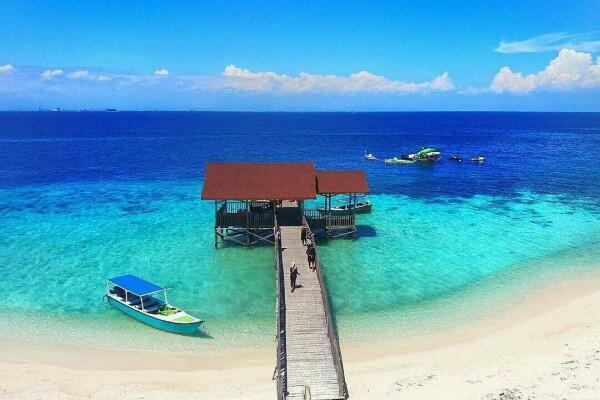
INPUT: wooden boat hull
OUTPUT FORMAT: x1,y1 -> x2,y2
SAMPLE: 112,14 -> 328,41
108,297 -> 202,335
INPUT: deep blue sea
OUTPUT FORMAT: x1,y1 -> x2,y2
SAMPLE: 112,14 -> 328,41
1,112 -> 599,350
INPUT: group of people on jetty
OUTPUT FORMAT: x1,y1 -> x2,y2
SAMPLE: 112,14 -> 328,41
276,225 -> 316,293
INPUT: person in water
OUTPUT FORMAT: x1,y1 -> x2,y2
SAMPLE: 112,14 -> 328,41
290,262 -> 299,293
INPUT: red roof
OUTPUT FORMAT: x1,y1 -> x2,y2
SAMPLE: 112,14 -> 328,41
201,162 -> 317,201
316,171 -> 369,194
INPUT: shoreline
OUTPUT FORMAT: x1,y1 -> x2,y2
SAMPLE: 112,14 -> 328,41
1,271 -> 600,399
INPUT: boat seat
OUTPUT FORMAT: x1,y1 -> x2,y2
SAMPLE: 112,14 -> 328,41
143,303 -> 161,312
127,295 -> 142,305
111,287 -> 127,299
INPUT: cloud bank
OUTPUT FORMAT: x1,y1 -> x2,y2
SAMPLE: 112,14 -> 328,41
490,49 -> 600,94
221,65 -> 454,93
0,64 -> 15,74
1,50 -> 599,109
495,32 -> 600,54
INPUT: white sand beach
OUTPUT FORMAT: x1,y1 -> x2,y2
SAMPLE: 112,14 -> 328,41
1,274 -> 599,400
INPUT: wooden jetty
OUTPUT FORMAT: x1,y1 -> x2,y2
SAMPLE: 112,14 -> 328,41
201,162 -> 369,399
274,208 -> 348,399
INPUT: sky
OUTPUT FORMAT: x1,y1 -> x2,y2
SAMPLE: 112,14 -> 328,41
0,0 -> 599,111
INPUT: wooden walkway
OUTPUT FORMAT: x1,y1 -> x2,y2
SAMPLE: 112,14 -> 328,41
275,219 -> 348,399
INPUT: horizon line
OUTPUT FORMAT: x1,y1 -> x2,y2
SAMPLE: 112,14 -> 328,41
0,109 -> 599,113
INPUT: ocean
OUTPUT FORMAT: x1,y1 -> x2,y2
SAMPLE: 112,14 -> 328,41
1,111 -> 599,351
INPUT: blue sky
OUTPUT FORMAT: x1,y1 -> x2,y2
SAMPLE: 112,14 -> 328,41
0,0 -> 599,111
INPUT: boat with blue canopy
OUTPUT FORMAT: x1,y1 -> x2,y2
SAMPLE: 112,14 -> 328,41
105,274 -> 203,335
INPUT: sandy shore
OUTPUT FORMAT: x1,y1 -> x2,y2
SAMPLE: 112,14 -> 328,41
1,274 -> 599,399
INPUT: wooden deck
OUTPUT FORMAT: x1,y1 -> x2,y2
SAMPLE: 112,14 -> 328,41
275,214 -> 348,399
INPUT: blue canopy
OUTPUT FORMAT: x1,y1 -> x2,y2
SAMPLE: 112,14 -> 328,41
108,274 -> 164,296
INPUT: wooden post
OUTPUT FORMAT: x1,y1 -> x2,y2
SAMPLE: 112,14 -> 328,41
214,200 -> 218,248
246,200 -> 250,245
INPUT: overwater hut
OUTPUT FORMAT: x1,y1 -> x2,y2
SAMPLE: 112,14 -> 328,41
201,162 -> 369,247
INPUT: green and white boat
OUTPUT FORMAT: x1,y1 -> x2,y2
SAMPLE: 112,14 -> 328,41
414,147 -> 441,162
106,274 -> 203,335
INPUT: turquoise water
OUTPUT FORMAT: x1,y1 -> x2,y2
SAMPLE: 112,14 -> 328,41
1,179 -> 599,350
1,112 -> 600,351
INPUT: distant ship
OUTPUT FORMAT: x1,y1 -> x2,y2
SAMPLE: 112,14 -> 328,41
105,108 -> 118,112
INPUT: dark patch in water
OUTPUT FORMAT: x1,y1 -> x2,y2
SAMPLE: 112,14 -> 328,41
356,225 -> 377,237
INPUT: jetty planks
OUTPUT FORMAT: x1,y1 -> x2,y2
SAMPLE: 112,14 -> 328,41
278,224 -> 347,400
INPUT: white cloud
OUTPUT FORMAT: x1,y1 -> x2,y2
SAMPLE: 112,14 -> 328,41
67,70 -> 111,81
0,64 -> 15,73
490,67 -> 536,94
41,69 -> 64,80
490,49 -> 600,94
221,65 -> 454,93
495,32 -> 600,54
67,70 -> 92,79
154,68 -> 169,76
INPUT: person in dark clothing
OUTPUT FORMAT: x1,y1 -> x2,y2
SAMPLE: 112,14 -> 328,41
306,246 -> 316,271
290,262 -> 299,293
300,226 -> 307,246
275,227 -> 281,249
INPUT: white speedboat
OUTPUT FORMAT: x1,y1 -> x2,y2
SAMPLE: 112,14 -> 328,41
385,157 -> 415,164
364,150 -> 377,161
318,198 -> 372,215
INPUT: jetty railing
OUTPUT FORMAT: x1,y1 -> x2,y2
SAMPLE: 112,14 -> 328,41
273,215 -> 287,400
303,216 -> 349,399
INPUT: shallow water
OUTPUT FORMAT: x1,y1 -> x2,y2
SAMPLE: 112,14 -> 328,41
0,112 -> 599,350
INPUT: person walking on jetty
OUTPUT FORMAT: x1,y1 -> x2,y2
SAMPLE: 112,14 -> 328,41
305,232 -> 313,248
275,227 -> 281,249
307,245 -> 316,271
300,226 -> 307,246
290,262 -> 300,293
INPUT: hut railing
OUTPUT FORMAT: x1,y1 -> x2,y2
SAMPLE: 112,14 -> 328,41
217,201 -> 274,228
249,212 -> 275,228
325,214 -> 355,229
302,209 -> 356,230
302,216 -> 349,399
274,214 -> 287,399
303,209 -> 325,229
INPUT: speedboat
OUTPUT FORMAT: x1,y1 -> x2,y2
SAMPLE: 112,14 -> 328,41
414,147 -> 442,162
449,155 -> 463,162
471,156 -> 486,162
318,197 -> 372,215
106,274 -> 203,335
364,150 -> 377,161
384,157 -> 414,164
